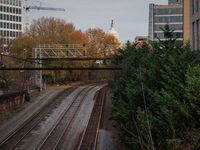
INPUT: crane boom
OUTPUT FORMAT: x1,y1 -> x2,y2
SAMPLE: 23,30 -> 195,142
24,0 -> 65,26
28,6 -> 65,11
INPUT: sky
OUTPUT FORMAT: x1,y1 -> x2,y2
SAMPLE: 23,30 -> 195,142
26,0 -> 168,45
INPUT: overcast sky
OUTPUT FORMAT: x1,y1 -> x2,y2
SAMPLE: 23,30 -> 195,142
27,0 -> 168,45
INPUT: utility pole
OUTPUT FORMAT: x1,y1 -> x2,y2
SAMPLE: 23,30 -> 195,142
23,49 -> 27,89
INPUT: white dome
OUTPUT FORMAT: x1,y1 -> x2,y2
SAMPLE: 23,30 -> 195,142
107,20 -> 121,44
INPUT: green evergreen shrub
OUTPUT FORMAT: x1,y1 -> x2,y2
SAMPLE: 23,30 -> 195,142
111,24 -> 200,149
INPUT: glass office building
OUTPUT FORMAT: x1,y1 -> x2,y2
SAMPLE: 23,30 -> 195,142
168,0 -> 183,5
0,0 -> 23,54
148,3 -> 183,44
190,0 -> 200,51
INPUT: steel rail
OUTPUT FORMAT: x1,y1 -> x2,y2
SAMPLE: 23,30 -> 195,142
93,87 -> 109,150
0,87 -> 74,149
52,84 -> 103,150
77,86 -> 109,150
37,82 -> 103,150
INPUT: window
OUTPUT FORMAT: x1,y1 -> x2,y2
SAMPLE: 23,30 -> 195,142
4,30 -> 6,36
4,14 -> 6,20
13,0 -> 15,5
10,31 -> 12,37
13,23 -> 15,29
154,8 -> 182,15
3,6 -> 5,12
16,16 -> 18,22
13,31 -> 15,37
0,30 -> 2,36
193,22 -> 195,50
10,23 -> 12,29
10,0 -> 12,5
19,24 -> 21,30
7,0 -> 9,4
4,22 -> 5,28
13,8 -> 15,13
13,16 -> 15,21
0,22 -> 2,28
19,32 -> 21,37
16,24 -> 18,29
154,32 -> 183,39
10,15 -> 12,21
4,0 -> 6,4
19,9 -> 21,14
154,24 -> 183,31
16,0 -> 18,6
10,7 -> 12,13
0,14 -> 2,20
7,15 -> 9,20
16,32 -> 18,37
0,0 -> 2,3
154,16 -> 183,23
193,0 -> 196,14
7,7 -> 9,13
7,31 -> 9,36
16,8 -> 18,14
19,16 -> 21,22
7,23 -> 9,29
19,0 -> 21,6
0,6 -> 2,12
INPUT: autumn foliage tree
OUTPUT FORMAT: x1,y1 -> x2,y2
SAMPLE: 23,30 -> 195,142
85,28 -> 118,57
11,17 -> 119,85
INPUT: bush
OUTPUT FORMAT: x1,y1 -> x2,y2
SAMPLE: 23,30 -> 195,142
111,24 -> 200,149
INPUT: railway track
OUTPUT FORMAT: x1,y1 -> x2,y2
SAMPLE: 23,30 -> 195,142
76,86 -> 109,150
0,81 -> 106,150
37,83 -> 103,150
0,86 -> 77,150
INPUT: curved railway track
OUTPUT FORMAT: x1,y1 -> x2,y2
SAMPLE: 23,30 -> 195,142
76,86 -> 109,150
37,83 -> 103,150
0,81 -> 106,150
0,86 -> 76,150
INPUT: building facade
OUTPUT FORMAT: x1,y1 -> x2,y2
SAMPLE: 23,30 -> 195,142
135,36 -> 148,43
107,20 -> 121,48
0,0 -> 23,54
148,3 -> 183,44
169,0 -> 183,5
190,0 -> 200,51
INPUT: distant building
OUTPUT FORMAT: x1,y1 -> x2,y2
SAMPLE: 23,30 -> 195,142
107,20 -> 121,48
169,0 -> 183,5
190,0 -> 200,51
135,36 -> 148,43
0,0 -> 23,54
148,3 -> 184,44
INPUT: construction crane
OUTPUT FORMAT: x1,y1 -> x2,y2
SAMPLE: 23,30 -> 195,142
24,0 -> 65,26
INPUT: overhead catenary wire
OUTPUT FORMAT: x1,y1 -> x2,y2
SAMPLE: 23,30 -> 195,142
0,54 -> 55,68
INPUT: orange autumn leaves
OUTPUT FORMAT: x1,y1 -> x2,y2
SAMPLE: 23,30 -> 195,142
12,17 -> 118,59
86,28 -> 118,57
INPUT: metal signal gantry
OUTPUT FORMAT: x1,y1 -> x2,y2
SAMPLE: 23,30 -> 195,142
34,44 -> 87,91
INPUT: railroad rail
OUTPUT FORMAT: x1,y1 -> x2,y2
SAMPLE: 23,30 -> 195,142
0,86 -> 77,150
37,82 -> 103,150
77,86 -> 109,150
0,81 -> 106,150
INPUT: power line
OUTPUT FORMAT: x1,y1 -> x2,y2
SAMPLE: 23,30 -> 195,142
0,67 -> 122,70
